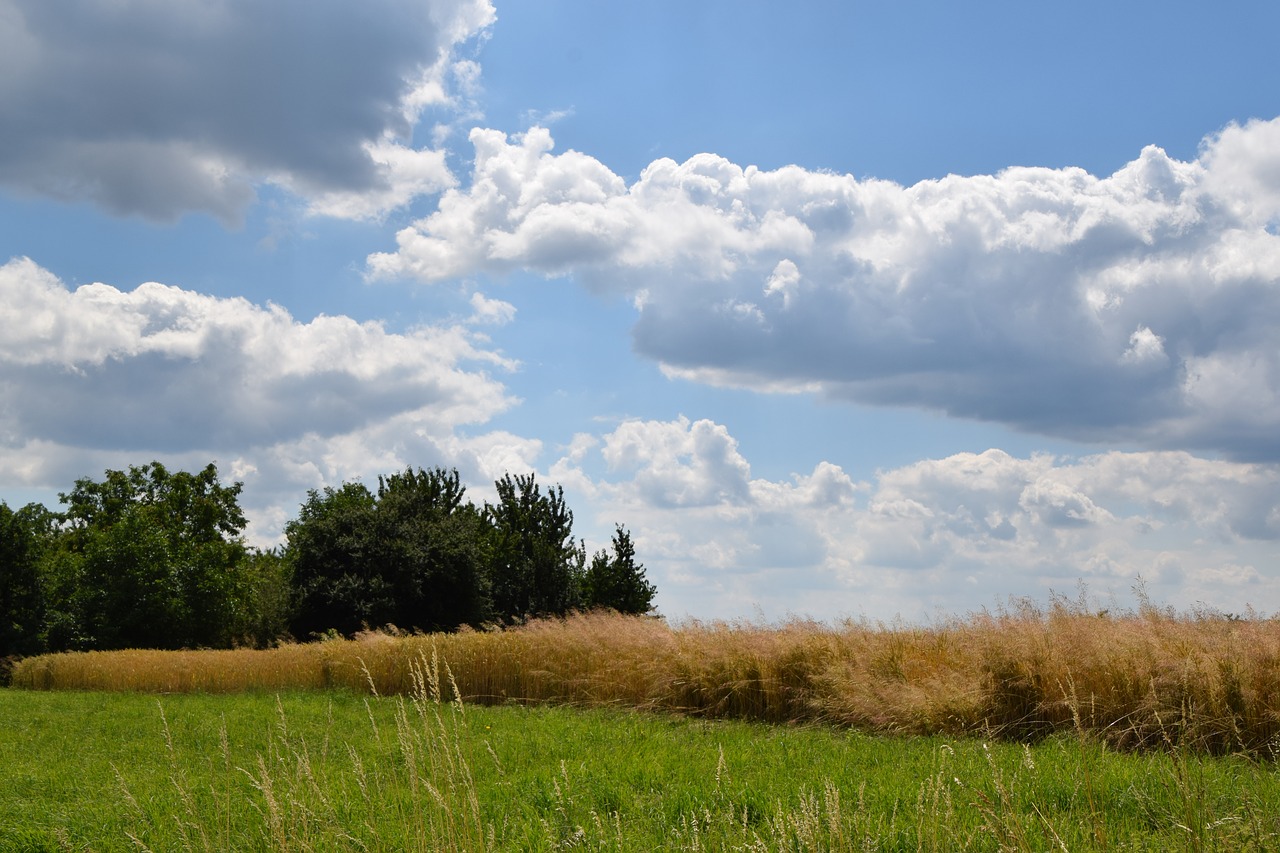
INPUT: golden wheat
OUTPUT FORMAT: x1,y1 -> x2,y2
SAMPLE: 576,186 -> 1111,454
14,603 -> 1280,754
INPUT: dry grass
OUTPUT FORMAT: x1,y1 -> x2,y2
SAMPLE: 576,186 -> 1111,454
14,598 -> 1280,755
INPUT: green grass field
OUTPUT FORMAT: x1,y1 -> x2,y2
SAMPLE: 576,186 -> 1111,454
3,686 -> 1279,852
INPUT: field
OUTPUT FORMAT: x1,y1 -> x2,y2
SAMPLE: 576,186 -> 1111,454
6,602 -> 1280,850
5,685 -> 1280,851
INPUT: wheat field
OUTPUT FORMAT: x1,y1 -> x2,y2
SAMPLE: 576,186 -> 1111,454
15,597 -> 1280,756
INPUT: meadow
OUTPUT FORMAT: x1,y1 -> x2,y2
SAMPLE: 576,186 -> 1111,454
6,599 -> 1280,850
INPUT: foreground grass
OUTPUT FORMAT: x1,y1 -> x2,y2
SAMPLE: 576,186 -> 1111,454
3,685 -> 1280,851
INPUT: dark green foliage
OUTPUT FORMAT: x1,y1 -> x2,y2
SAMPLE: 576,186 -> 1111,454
584,526 -> 656,615
2,462 -> 653,650
372,468 -> 491,631
288,468 -> 494,637
48,462 -> 250,650
36,543 -> 79,654
234,548 -> 295,647
485,473 -> 584,622
77,511 -> 181,650
0,502 -> 55,661
286,469 -> 628,634
286,481 -> 380,638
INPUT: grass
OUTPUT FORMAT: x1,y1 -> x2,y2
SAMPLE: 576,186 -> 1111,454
14,598 -> 1280,755
8,598 -> 1280,849
4,680 -> 1280,851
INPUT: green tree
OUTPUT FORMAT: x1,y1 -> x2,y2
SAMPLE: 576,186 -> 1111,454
286,468 -> 493,636
584,526 -> 657,615
372,468 -> 491,632
485,474 -> 584,622
0,501 -> 56,661
284,468 -> 654,635
37,536 -> 85,654
51,462 -> 249,650
285,482 -> 381,638
234,547 -> 295,647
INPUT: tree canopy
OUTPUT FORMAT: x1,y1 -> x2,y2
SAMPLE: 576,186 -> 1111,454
584,526 -> 657,616
0,502 -> 55,659
44,462 -> 250,651
485,473 -> 584,621
0,462 -> 655,663
287,468 -> 493,637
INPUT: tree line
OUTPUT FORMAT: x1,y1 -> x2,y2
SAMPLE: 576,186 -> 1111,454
0,462 -> 656,667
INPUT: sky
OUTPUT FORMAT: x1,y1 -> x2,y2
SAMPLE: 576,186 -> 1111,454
3,0 -> 1280,622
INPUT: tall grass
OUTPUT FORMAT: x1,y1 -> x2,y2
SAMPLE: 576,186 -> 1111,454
14,597 -> 1280,755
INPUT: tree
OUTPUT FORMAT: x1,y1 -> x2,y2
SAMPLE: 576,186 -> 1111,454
372,467 -> 490,632
51,462 -> 249,650
0,501 -> 56,660
286,468 -> 492,637
285,482 -> 380,638
584,526 -> 657,615
484,474 -> 584,622
286,468 -> 656,635
234,547 -> 295,647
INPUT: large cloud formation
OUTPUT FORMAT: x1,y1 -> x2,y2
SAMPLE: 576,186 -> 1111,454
549,417 -> 1280,620
0,0 -> 494,222
0,257 -> 526,540
371,119 -> 1280,459
5,252 -> 1275,615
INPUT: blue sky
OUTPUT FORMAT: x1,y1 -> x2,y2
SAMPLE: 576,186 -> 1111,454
3,0 -> 1280,621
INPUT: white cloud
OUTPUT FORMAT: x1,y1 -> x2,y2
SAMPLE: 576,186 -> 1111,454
764,259 -> 801,308
0,256 -> 526,541
467,292 -> 516,325
371,118 -> 1280,459
0,256 -> 514,449
439,430 -> 543,483
1121,326 -> 1167,366
599,416 -> 753,508
549,417 -> 1280,620
0,0 -> 494,222
299,141 -> 455,222
1199,117 -> 1280,226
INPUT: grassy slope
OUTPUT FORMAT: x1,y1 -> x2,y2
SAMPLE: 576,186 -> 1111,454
3,689 -> 1279,851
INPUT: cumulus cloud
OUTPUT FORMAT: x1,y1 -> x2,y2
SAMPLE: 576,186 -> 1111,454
467,291 -> 516,325
0,256 -> 514,450
549,417 -> 1280,620
598,416 -> 754,508
0,0 -> 494,222
371,119 -> 1280,459
0,256 -> 530,538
